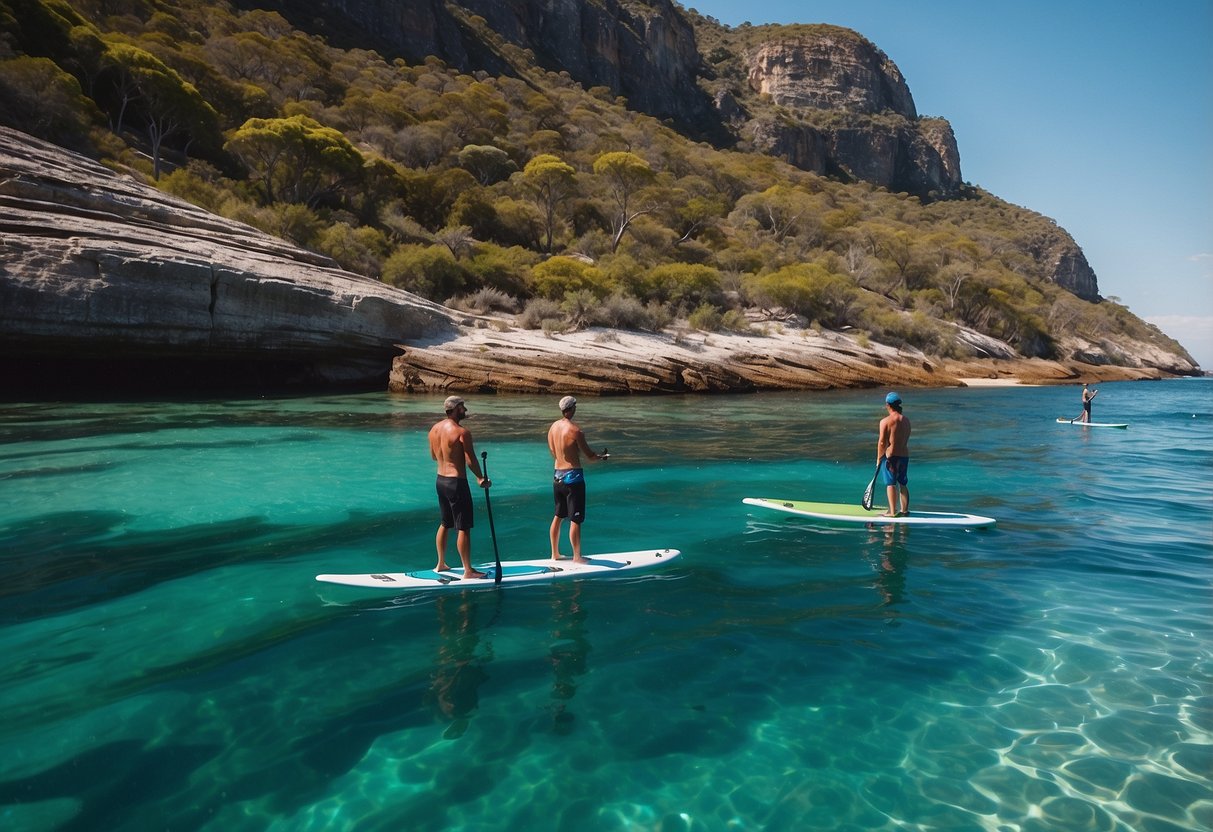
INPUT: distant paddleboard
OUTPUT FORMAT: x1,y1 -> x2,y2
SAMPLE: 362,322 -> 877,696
316,548 -> 681,590
1055,418 -> 1128,429
743,498 -> 996,528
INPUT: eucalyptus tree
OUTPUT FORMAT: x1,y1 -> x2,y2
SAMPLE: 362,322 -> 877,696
225,114 -> 364,207
521,153 -> 577,253
592,151 -> 656,253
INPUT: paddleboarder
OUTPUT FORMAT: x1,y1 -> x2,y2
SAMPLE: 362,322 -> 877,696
429,395 -> 490,579
1071,383 -> 1098,423
548,395 -> 609,563
876,391 -> 911,517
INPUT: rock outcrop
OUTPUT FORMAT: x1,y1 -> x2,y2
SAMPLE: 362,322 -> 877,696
390,319 -> 1185,397
0,127 -> 454,393
735,28 -> 963,198
744,32 -> 917,117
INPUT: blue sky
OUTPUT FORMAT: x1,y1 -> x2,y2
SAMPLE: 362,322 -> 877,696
683,0 -> 1213,369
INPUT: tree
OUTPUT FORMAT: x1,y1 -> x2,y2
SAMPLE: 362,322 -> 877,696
744,263 -> 860,327
225,114 -> 365,206
521,153 -> 576,253
0,56 -> 102,152
728,185 -> 822,245
593,151 -> 655,252
98,41 -> 220,177
456,144 -> 516,186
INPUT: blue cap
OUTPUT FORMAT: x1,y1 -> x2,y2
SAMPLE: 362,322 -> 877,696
885,392 -> 902,405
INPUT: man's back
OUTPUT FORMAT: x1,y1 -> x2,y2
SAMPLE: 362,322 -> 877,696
548,418 -> 585,469
430,419 -> 468,477
880,412 -> 911,457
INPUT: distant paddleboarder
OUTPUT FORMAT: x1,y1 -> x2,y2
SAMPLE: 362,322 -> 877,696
876,392 -> 911,517
1071,383 -> 1098,423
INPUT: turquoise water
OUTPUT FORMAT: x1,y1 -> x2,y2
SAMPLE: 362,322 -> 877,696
1,379 -> 1210,832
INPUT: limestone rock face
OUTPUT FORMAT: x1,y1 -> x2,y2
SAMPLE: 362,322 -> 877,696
0,127 -> 454,392
745,34 -> 916,117
739,29 -> 963,198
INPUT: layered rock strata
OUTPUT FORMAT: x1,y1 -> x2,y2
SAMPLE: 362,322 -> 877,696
0,127 -> 454,393
390,321 -> 1182,397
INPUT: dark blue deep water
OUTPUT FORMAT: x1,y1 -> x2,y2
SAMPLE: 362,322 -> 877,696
1,379 -> 1210,831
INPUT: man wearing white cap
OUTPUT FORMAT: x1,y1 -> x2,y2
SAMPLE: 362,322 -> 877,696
547,395 -> 609,562
429,395 -> 490,578
876,391 -> 911,517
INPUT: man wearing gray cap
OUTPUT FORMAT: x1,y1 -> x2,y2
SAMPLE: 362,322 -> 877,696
429,395 -> 490,578
547,395 -> 609,563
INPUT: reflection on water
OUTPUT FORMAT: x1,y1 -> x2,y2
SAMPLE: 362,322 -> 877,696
867,524 -> 910,609
547,583 -> 590,734
426,593 -> 491,739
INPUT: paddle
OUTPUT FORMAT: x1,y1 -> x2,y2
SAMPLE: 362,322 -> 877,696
862,459 -> 882,511
481,451 -> 503,584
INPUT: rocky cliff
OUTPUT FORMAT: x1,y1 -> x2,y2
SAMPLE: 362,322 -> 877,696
0,127 -> 454,394
246,0 -> 730,143
255,2 -> 960,197
718,26 -> 963,199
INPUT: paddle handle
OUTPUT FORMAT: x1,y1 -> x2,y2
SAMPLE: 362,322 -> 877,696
481,451 -> 503,584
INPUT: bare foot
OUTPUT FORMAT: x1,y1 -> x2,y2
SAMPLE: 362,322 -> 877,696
572,556 -> 591,564
879,512 -> 898,518
551,555 -> 565,561
435,563 -> 451,572
464,569 -> 488,579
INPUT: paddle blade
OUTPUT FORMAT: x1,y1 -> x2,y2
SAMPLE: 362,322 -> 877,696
862,461 -> 880,510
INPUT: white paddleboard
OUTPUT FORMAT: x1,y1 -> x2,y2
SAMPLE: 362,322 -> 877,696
1055,418 -> 1128,429
316,548 -> 681,590
743,497 -> 996,528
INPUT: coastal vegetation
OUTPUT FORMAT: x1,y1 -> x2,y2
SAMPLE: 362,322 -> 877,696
0,0 -> 1187,363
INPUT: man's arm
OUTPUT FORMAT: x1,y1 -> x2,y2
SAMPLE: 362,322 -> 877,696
575,429 -> 603,462
460,428 -> 487,483
876,418 -> 889,461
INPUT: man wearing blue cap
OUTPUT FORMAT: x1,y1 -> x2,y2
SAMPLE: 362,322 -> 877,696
876,392 -> 911,517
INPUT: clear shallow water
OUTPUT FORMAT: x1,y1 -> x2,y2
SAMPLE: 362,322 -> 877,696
1,380 -> 1210,832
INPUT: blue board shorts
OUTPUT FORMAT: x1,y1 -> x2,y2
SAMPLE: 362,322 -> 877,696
436,475 -> 474,530
553,468 -> 587,523
881,456 -> 909,486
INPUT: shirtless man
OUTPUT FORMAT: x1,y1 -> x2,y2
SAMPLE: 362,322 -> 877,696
547,396 -> 608,563
876,391 -> 911,517
429,395 -> 489,578
1072,383 -> 1098,423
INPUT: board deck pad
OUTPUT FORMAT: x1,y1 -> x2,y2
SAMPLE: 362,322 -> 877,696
1055,418 -> 1128,428
316,548 -> 681,590
743,497 -> 996,528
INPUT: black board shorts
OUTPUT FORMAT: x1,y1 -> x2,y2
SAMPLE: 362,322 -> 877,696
552,472 -> 587,523
436,475 -> 474,530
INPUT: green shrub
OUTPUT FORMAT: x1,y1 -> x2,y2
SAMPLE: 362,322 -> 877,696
517,297 -> 564,330
687,303 -> 723,332
642,263 -> 724,308
382,244 -> 465,300
463,243 -> 536,296
530,255 -> 614,299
